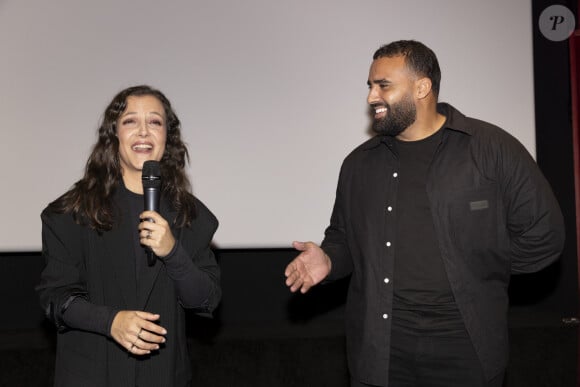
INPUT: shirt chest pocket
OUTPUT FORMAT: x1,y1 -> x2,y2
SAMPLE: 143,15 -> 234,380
441,185 -> 501,256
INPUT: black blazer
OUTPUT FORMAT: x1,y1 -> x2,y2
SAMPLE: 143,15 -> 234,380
37,191 -> 221,387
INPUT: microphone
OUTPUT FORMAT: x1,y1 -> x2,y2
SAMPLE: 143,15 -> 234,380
142,160 -> 161,266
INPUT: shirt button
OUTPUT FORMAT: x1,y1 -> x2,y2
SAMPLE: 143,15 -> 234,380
387,206 -> 393,212
384,278 -> 390,284
385,242 -> 391,247
382,313 -> 389,319
393,172 -> 398,178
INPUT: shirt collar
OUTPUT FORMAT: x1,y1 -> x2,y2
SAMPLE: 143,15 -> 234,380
360,102 -> 471,151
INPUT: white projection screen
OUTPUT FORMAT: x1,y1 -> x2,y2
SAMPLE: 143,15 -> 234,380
0,1 -> 535,251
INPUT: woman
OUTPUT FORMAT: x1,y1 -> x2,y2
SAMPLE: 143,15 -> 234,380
36,85 -> 221,386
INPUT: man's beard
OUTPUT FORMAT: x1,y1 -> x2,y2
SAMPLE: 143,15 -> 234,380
371,94 -> 417,136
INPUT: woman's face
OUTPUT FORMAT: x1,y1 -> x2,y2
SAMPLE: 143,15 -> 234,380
117,95 -> 167,188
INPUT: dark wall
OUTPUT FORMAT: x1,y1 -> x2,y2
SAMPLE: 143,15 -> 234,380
1,250 -> 577,387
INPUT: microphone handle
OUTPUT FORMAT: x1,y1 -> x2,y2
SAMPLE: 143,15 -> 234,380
146,249 -> 156,266
144,187 -> 160,266
144,187 -> 160,212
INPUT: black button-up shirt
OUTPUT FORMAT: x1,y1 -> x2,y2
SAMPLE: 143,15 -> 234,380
320,103 -> 565,385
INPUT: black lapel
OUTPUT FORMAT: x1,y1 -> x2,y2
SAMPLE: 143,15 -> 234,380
102,203 -> 138,309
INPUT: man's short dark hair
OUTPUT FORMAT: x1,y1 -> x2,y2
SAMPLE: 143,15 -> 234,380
373,40 -> 441,97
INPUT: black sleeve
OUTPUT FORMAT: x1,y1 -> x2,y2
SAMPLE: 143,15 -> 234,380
36,210 -> 88,331
61,297 -> 118,336
36,209 -> 121,335
164,198 -> 221,316
321,162 -> 354,281
499,135 -> 565,273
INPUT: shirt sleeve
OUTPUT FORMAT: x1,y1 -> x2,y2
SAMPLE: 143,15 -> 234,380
500,134 -> 565,273
321,162 -> 354,281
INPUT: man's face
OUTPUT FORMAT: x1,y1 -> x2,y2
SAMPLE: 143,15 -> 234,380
367,55 -> 417,136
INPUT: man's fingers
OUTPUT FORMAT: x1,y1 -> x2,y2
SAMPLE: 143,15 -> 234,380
300,283 -> 312,294
286,242 -> 323,294
293,278 -> 314,294
292,241 -> 307,251
284,262 -> 294,277
285,264 -> 303,292
290,277 -> 304,293
285,268 -> 302,286
285,259 -> 302,277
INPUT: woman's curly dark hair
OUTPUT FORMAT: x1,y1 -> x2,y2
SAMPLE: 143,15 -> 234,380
49,85 -> 196,231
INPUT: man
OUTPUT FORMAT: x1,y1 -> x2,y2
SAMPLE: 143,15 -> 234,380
284,40 -> 565,387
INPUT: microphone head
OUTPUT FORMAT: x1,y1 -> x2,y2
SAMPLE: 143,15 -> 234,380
142,160 -> 161,189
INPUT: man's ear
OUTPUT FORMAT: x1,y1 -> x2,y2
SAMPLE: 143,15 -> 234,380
415,77 -> 432,99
